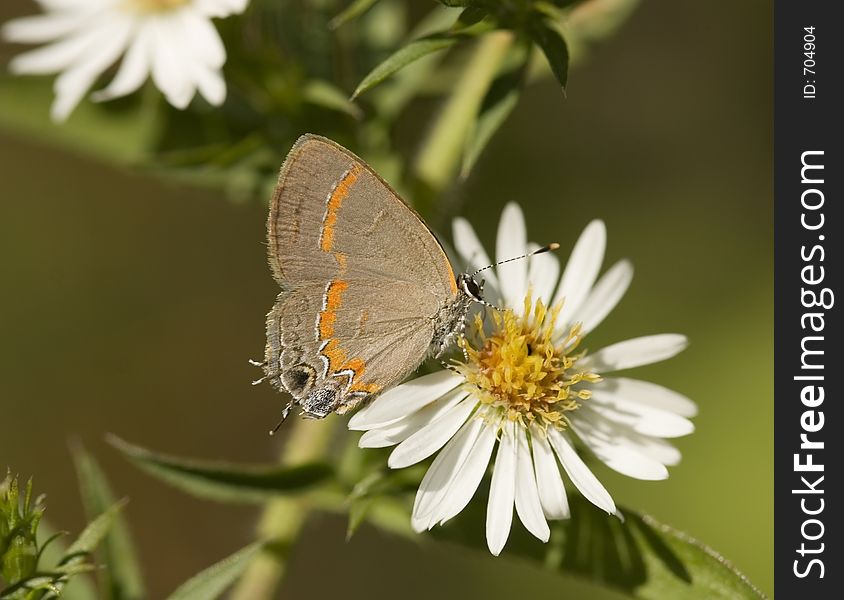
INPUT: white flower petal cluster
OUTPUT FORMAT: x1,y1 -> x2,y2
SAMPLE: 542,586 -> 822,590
2,0 -> 248,121
350,203 -> 696,555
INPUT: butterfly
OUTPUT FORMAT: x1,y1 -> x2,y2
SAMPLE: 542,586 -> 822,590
254,134 -> 555,429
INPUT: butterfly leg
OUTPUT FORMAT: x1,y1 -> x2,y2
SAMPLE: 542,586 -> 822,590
269,398 -> 297,436
438,357 -> 461,375
458,319 -> 469,362
249,358 -> 271,385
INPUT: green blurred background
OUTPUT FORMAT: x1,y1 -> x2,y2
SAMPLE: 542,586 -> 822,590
0,0 -> 771,597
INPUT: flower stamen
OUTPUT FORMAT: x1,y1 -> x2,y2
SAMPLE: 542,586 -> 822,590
124,0 -> 190,13
457,292 -> 601,430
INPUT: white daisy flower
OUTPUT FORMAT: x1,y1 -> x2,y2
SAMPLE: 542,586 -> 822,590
348,202 -> 697,556
2,0 -> 249,121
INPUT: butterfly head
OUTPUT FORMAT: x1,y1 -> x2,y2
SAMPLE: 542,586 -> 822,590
457,272 -> 484,303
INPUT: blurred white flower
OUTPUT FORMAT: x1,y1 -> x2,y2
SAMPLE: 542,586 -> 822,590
349,203 -> 697,556
2,0 -> 248,121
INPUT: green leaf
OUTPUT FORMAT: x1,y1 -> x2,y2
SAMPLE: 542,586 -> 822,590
413,30 -> 514,192
107,435 -> 334,504
71,442 -> 146,600
461,44 -> 530,177
330,0 -> 381,29
366,494 -> 766,599
346,497 -> 374,541
455,6 -> 489,28
352,33 -> 460,99
61,501 -> 126,565
529,19 -> 571,89
566,0 -> 641,43
38,500 -> 126,597
302,80 -> 362,119
367,6 -> 461,119
35,521 -> 98,600
165,543 -> 262,600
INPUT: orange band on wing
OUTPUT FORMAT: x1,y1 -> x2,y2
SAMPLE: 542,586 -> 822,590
335,252 -> 347,274
444,258 -> 458,294
322,339 -> 347,370
320,165 -> 362,252
318,280 -> 348,339
350,381 -> 382,394
321,337 -> 382,395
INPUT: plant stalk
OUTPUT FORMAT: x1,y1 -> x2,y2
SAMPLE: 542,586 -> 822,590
230,419 -> 337,599
413,30 -> 514,193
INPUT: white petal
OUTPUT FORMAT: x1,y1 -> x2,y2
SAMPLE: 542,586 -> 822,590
574,410 -> 681,466
357,387 -> 468,448
8,19 -> 110,75
36,0 -> 110,10
495,203 -> 527,310
92,24 -> 151,101
181,10 -> 226,67
452,217 -> 500,296
148,16 -> 194,109
514,426 -> 550,542
190,61 -> 226,105
552,220 -> 606,323
571,419 -> 669,480
486,421 -> 517,556
431,420 -> 497,526
529,424 -> 569,519
587,396 -> 694,438
569,259 -> 633,335
594,377 -> 698,418
2,13 -> 88,44
194,0 -> 249,18
632,436 -> 681,466
357,427 -> 402,449
411,415 -> 486,532
527,242 -> 560,308
547,428 -> 615,515
348,370 -> 462,430
388,396 -> 474,468
50,16 -> 133,121
587,334 -> 688,372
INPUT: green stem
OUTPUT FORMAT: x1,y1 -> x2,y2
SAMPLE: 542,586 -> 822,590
413,30 -> 514,193
230,419 -> 337,600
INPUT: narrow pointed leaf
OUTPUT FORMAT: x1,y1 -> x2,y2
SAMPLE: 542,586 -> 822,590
529,19 -> 571,89
462,45 -> 530,177
347,497 -> 374,541
62,501 -> 126,563
365,493 -> 766,599
165,542 -> 262,600
35,521 -> 98,600
107,435 -> 333,504
353,34 -> 460,99
330,0 -> 381,29
302,80 -> 362,119
456,6 -> 489,28
71,442 -> 146,600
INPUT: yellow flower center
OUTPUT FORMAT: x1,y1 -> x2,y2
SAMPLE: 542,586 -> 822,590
457,293 -> 601,429
125,0 -> 190,13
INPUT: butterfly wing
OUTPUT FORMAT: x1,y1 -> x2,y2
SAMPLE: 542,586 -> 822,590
265,135 -> 458,416
268,134 -> 458,297
266,279 -> 436,412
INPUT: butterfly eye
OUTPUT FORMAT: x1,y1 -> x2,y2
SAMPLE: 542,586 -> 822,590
460,276 -> 483,300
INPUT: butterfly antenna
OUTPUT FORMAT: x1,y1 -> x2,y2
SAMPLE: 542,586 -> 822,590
472,242 -> 560,277
269,399 -> 296,436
